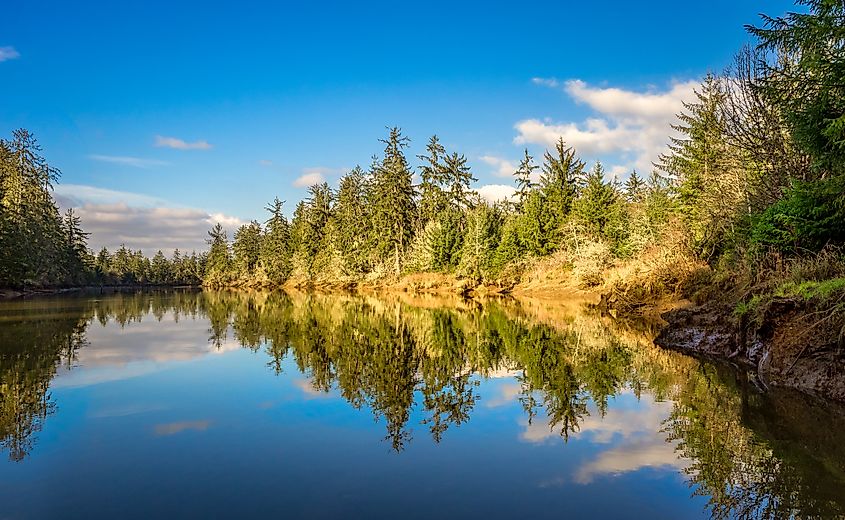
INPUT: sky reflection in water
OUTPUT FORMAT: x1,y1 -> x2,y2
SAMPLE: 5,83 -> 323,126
1,290 -> 843,519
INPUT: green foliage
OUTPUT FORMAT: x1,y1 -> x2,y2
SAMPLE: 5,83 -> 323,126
573,162 -> 618,236
776,277 -> 845,300
371,127 -> 416,275
513,149 -> 538,210
748,0 -> 845,174
260,197 -> 292,284
458,204 -> 502,280
751,177 -> 845,253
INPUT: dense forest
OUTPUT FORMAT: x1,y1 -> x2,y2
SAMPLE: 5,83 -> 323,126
1,1 -> 843,302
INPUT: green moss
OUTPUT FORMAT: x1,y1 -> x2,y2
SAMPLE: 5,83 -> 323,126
775,277 -> 845,301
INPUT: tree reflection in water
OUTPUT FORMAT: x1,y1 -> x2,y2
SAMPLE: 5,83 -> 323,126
0,289 -> 843,518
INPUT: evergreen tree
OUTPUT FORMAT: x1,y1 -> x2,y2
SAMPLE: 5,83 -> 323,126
150,250 -> 169,285
260,197 -> 292,284
574,162 -> 618,236
540,138 -> 583,241
233,220 -> 263,276
748,0 -> 845,174
624,170 -> 645,203
371,127 -> 416,275
205,223 -> 231,286
459,204 -> 501,280
443,152 -> 477,211
334,168 -> 372,275
417,136 -> 449,227
513,149 -> 538,210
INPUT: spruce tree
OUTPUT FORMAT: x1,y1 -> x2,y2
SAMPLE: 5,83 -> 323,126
574,162 -> 618,236
205,223 -> 231,285
513,149 -> 538,210
334,167 -> 372,274
260,197 -> 292,284
417,136 -> 449,227
371,127 -> 416,275
540,138 -> 583,242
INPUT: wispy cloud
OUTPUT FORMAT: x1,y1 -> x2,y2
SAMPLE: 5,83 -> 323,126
154,135 -> 212,150
89,154 -> 169,168
531,77 -> 560,88
0,46 -> 20,62
154,420 -> 211,436
258,159 -> 273,166
515,78 -> 698,174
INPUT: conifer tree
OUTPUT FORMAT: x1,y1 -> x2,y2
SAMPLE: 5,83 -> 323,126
574,162 -> 617,236
205,223 -> 231,286
233,220 -> 262,276
748,0 -> 845,174
334,167 -> 372,274
540,138 -> 583,242
260,197 -> 292,284
513,149 -> 538,210
624,170 -> 645,203
371,127 -> 416,275
417,136 -> 449,227
443,152 -> 477,211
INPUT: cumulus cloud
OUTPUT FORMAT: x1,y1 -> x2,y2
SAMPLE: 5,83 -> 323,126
0,46 -> 20,62
89,154 -> 169,168
516,78 -> 698,174
475,184 -> 517,204
54,184 -> 245,256
154,135 -> 212,150
479,155 -> 518,178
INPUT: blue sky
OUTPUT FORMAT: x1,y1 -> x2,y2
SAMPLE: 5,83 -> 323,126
0,0 -> 798,253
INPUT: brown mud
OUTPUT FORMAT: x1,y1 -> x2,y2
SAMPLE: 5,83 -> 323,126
656,298 -> 845,402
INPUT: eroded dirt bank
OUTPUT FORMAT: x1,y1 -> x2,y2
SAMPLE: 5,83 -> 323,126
656,298 -> 845,402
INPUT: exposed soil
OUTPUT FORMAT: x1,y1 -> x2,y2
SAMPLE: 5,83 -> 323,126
656,298 -> 845,402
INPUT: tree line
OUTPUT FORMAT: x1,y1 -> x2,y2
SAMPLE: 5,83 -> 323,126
204,0 -> 845,289
1,0 -> 841,291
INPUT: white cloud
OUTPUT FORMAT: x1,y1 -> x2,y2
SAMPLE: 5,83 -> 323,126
475,184 -> 517,204
515,78 -> 698,174
54,184 -> 245,255
531,77 -> 560,88
574,437 -> 686,484
89,154 -> 169,168
479,155 -> 518,178
292,166 -> 341,188
54,184 -> 165,208
293,172 -> 325,188
0,46 -> 20,62
259,159 -> 273,166
154,135 -> 212,150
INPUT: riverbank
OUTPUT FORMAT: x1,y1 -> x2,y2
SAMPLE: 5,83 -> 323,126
0,285 -> 201,299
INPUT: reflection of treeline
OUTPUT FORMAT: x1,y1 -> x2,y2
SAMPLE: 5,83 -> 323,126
0,300 -> 90,461
203,291 -> 640,449
2,290 -> 843,518
664,362 -> 845,519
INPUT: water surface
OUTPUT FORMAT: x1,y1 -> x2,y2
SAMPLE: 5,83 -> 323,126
1,290 -> 843,519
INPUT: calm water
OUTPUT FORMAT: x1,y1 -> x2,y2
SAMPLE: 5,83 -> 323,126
1,290 -> 844,519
